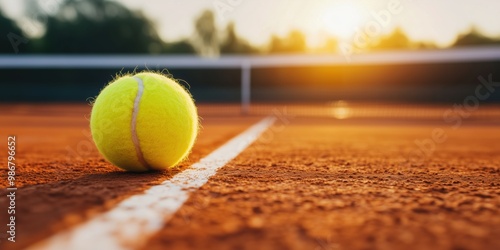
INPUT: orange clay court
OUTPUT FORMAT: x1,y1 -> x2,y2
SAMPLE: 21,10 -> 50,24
0,103 -> 499,250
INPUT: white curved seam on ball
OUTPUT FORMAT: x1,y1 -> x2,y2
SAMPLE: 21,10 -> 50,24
131,76 -> 150,169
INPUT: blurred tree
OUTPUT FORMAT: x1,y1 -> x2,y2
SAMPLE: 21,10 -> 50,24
269,35 -> 283,53
163,40 -> 196,54
368,28 -> 412,51
415,42 -> 437,50
0,11 -> 28,53
37,0 -> 164,54
453,28 -> 500,47
220,22 -> 258,54
317,37 -> 338,54
193,10 -> 219,57
288,30 -> 307,52
269,30 -> 306,53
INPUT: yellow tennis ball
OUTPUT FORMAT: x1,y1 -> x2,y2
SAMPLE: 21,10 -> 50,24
90,72 -> 198,171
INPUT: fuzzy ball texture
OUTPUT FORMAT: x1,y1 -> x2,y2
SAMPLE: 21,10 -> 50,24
90,72 -> 198,171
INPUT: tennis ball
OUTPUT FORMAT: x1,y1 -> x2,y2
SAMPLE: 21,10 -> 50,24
90,72 -> 198,172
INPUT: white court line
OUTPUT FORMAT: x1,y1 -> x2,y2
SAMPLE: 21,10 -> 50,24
30,116 -> 276,250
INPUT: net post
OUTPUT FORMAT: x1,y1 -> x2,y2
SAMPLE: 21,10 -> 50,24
241,62 -> 251,115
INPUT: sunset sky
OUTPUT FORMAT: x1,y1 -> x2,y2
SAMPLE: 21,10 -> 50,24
2,0 -> 500,48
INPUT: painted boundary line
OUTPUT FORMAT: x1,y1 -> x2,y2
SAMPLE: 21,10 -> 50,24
30,116 -> 276,250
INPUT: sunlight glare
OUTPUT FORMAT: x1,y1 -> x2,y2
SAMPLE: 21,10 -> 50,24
322,2 -> 364,39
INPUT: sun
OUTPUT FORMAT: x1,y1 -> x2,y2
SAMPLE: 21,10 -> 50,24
322,2 -> 364,39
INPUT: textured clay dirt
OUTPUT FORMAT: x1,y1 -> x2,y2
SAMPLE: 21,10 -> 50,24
0,104 -> 499,250
0,104 -> 260,250
144,118 -> 500,250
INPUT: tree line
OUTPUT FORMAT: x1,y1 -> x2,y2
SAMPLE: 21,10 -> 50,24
1,0 -> 499,55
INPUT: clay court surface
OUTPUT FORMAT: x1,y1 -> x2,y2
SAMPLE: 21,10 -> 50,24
0,103 -> 499,250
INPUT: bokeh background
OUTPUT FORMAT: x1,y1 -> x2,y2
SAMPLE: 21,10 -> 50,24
1,0 -> 500,103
